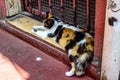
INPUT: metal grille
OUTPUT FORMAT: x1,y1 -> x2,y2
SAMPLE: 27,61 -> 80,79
76,0 -> 87,28
31,0 -> 38,9
41,0 -> 49,12
90,0 -> 95,31
64,0 -> 74,24
24,0 -> 95,32
52,0 -> 61,19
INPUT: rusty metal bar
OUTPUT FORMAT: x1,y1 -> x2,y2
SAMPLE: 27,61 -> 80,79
49,0 -> 52,14
38,0 -> 42,15
86,0 -> 90,32
25,0 -> 31,12
61,0 -> 64,21
25,0 -> 28,9
73,0 -> 76,26
28,0 -> 32,12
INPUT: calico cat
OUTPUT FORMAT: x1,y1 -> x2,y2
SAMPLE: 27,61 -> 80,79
31,13 -> 94,77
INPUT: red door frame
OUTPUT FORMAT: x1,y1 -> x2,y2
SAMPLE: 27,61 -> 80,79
0,0 -> 7,18
94,0 -> 106,59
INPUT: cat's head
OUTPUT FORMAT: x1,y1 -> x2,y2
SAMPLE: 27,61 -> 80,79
43,12 -> 61,29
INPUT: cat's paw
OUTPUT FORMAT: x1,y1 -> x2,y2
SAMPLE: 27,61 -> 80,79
47,33 -> 55,37
65,71 -> 74,77
33,26 -> 41,29
75,71 -> 85,76
33,26 -> 46,30
31,29 -> 37,33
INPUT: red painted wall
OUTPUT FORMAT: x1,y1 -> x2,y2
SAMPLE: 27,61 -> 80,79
0,0 -> 7,19
94,0 -> 106,59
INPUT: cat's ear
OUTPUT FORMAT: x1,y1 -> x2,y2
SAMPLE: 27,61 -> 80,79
46,11 -> 53,18
46,11 -> 49,18
48,13 -> 53,18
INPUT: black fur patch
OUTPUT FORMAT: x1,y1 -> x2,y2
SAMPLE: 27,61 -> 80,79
74,31 -> 85,42
56,28 -> 65,42
65,40 -> 76,51
54,25 -> 63,36
77,44 -> 86,54
33,29 -> 38,32
44,19 -> 54,29
108,17 -> 117,26
82,62 -> 86,70
87,52 -> 94,63
47,33 -> 55,37
46,11 -> 49,18
69,55 -> 78,62
69,55 -> 74,62
89,55 -> 94,63
47,25 -> 63,37
53,16 -> 61,22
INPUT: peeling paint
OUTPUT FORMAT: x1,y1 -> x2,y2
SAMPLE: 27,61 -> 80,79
101,71 -> 107,80
102,75 -> 107,80
6,0 -> 21,16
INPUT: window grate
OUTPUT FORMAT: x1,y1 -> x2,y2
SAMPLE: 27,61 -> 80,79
76,0 -> 87,28
24,0 -> 96,32
41,0 -> 49,12
52,0 -> 61,20
31,0 -> 38,9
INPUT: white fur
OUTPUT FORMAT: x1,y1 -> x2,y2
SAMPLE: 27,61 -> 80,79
65,62 -> 75,76
68,49 -> 72,55
79,53 -> 89,62
65,70 -> 74,77
62,24 -> 80,31
77,39 -> 86,45
33,26 -> 47,30
31,28 -> 50,39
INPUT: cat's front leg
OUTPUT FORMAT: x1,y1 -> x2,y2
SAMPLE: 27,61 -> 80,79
31,29 -> 48,39
65,62 -> 75,77
47,33 -> 55,37
33,26 -> 47,31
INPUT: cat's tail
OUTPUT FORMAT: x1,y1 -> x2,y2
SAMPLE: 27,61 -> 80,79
75,53 -> 93,76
